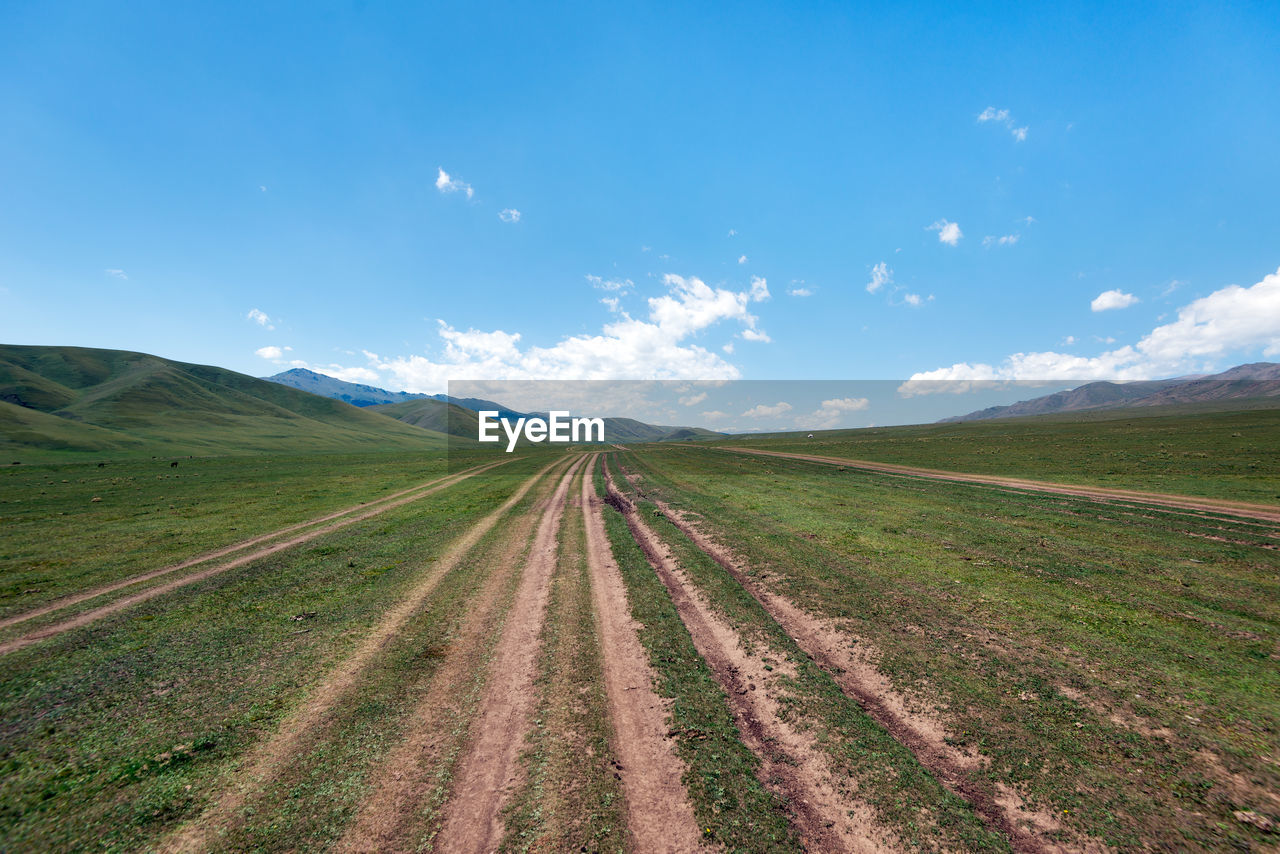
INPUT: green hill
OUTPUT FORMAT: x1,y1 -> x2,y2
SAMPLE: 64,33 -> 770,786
370,398 -> 480,438
0,344 -> 450,457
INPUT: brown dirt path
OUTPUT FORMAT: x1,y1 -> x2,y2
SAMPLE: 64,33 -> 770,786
433,455 -> 588,854
643,488 -> 1087,854
715,447 -> 1280,524
580,454 -> 703,853
606,468 -> 897,854
158,458 -> 565,854
335,459 -> 568,853
0,460 -> 513,655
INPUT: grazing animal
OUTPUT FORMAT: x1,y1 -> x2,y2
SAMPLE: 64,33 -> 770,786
170,461 -> 179,468
807,433 -> 813,438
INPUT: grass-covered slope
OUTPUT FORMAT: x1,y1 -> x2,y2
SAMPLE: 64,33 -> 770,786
0,344 -> 449,457
370,398 -> 480,438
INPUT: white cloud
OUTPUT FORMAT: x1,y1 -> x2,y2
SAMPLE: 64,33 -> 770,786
867,262 -> 892,294
722,342 -> 735,354
978,106 -> 1028,141
727,229 -> 737,237
1091,289 -> 1139,312
928,220 -> 963,246
982,234 -> 1020,247
741,328 -> 772,343
805,396 -> 870,428
105,268 -> 128,280
587,274 -> 633,293
600,296 -> 620,312
435,167 -> 473,199
255,345 -> 284,360
679,392 -> 708,406
738,255 -> 748,265
902,266 -> 1280,393
701,409 -> 729,420
1062,335 -> 1077,346
902,293 -> 932,307
749,275 -> 769,302
743,402 -> 792,418
499,208 -> 521,223
342,273 -> 772,393
247,308 -> 275,330
788,286 -> 813,297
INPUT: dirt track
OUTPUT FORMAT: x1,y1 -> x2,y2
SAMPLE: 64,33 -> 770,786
580,455 -> 703,852
434,455 -> 588,853
0,459 -> 512,654
644,488 -> 1080,854
718,447 -> 1280,524
160,458 -> 562,854
606,467 -> 894,853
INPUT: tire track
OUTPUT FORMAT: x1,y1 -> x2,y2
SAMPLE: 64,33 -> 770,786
0,460 -> 514,656
0,460 -> 509,632
335,460 -> 569,852
159,457 -> 566,854
580,454 -> 703,853
434,455 -> 587,854
640,483 -> 1082,854
605,467 -> 894,853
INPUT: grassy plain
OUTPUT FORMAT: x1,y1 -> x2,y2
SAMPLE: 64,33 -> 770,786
710,401 -> 1280,503
615,444 -> 1280,850
0,455 -> 546,852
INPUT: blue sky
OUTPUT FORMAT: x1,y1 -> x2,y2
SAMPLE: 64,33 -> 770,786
2,1 -> 1278,420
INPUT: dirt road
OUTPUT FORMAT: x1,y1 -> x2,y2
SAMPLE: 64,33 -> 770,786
0,460 -> 513,656
434,455 -> 588,853
719,446 -> 1280,524
580,455 -> 703,852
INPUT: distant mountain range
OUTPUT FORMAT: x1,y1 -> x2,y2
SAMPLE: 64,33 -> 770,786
265,368 -> 725,443
0,346 -> 448,456
943,363 -> 1280,422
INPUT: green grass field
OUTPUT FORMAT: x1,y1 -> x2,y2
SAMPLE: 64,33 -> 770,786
1,400 -> 1277,851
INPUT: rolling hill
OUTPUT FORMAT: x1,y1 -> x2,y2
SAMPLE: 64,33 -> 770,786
263,368 -> 429,407
944,363 -> 1280,422
0,345 -> 450,457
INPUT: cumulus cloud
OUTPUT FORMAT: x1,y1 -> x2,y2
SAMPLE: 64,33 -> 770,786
339,273 -> 772,393
247,308 -> 275,330
978,106 -> 1028,141
805,396 -> 870,429
105,268 -> 128,280
1091,289 -> 1139,312
499,208 -> 521,223
435,167 -> 473,199
902,293 -> 933,307
741,328 -> 772,343
679,391 -> 708,406
983,234 -> 1020,248
738,255 -> 748,265
255,345 -> 284,359
788,285 -> 813,297
928,219 -> 963,246
901,266 -> 1280,394
867,262 -> 892,294
743,402 -> 792,418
